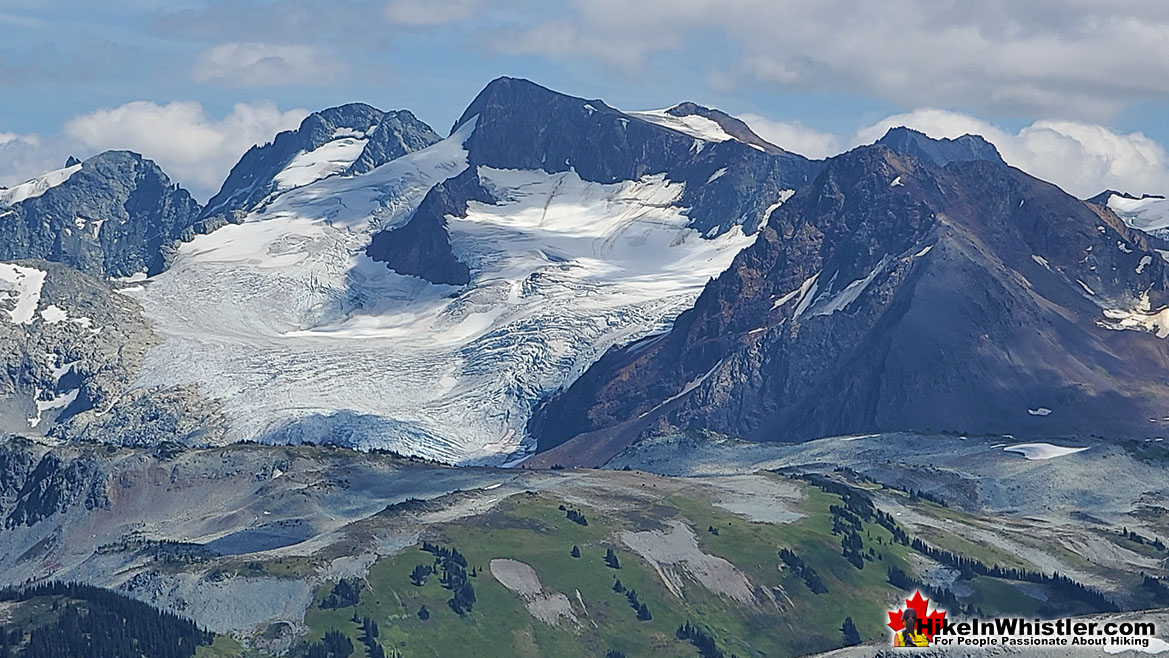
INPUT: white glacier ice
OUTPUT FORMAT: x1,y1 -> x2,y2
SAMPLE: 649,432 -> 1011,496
127,121 -> 758,464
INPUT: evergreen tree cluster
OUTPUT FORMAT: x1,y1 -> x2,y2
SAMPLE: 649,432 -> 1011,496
565,509 -> 589,526
410,564 -> 433,587
805,473 -> 1117,613
1123,528 -> 1168,551
777,548 -> 827,594
1141,576 -> 1169,605
611,581 -> 651,620
304,629 -> 353,658
907,538 -> 1118,611
421,542 -> 476,615
0,582 -> 212,658
841,617 -> 861,646
886,566 -> 978,616
320,578 -> 364,609
604,547 -> 621,569
676,620 -> 724,658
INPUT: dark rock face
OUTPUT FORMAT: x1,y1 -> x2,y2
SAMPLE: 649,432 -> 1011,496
0,151 -> 206,277
531,145 -> 1169,463
202,102 -> 441,218
365,168 -> 490,286
876,127 -> 1004,167
0,443 -> 108,528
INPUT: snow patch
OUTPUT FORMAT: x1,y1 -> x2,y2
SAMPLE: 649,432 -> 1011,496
1027,407 -> 1052,416
1108,194 -> 1169,236
1101,293 -> 1169,338
805,256 -> 890,317
628,108 -> 733,143
0,163 -> 82,207
0,263 -> 46,324
1137,255 -> 1153,274
1003,443 -> 1088,460
40,305 -> 67,324
28,388 -> 79,429
890,176 -> 903,187
706,167 -> 727,184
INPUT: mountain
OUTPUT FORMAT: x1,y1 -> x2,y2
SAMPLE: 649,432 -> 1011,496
0,152 -> 207,278
200,103 -> 442,219
529,142 -> 1169,465
368,76 -> 818,286
876,126 -> 1004,167
113,78 -> 820,464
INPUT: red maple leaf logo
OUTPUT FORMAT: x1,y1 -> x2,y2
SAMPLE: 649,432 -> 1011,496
887,590 -> 947,641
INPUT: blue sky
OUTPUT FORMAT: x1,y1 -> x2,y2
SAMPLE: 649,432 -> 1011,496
4,1 -> 1169,200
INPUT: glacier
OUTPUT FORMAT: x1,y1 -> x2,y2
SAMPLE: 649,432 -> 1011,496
126,122 -> 763,464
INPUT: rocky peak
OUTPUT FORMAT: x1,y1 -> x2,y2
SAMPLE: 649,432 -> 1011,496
0,151 -> 206,277
202,102 -> 441,218
876,126 -> 1004,167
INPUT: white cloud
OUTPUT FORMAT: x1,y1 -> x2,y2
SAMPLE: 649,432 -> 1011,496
739,114 -> 843,159
851,109 -> 1169,198
192,42 -> 346,87
0,132 -> 64,192
385,0 -> 480,25
62,100 -> 309,200
487,0 -> 1169,119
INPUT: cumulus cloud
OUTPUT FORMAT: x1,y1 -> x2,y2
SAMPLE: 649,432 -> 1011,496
741,107 -> 1169,198
62,100 -> 309,199
738,114 -> 843,160
0,132 -> 66,192
486,0 -> 1169,119
192,42 -> 346,87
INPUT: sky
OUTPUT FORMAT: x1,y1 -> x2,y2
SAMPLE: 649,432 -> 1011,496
3,0 -> 1169,201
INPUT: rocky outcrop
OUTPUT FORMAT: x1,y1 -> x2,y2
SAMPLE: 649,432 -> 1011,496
0,442 -> 108,528
0,151 -> 206,277
364,168 -> 491,285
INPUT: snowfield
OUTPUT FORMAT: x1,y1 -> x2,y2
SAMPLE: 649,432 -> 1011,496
0,262 -> 46,324
628,108 -> 734,144
128,123 -> 761,464
273,131 -> 369,190
1108,194 -> 1169,237
1003,443 -> 1089,460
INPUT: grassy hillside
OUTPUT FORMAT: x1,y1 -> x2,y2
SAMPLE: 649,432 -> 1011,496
291,472 -> 1106,658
